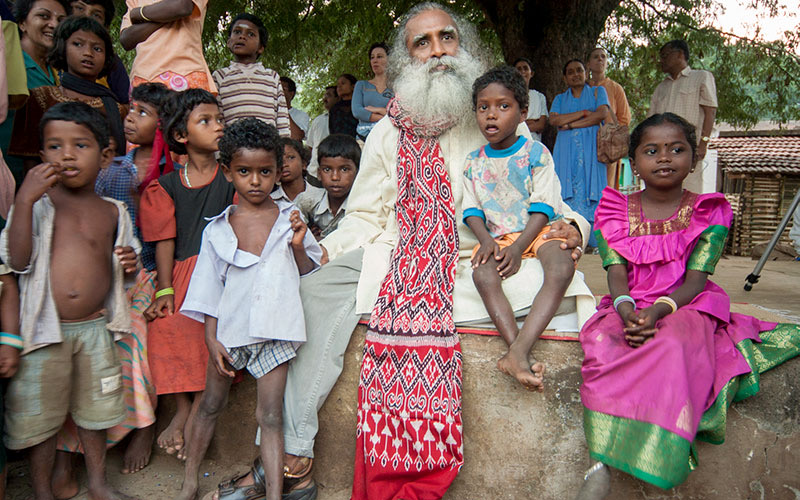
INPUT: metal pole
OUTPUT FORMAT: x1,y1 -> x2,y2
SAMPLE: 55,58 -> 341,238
744,186 -> 800,291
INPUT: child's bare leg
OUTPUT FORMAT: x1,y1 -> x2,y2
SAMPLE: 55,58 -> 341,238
51,450 -> 79,499
121,424 -> 155,474
256,363 -> 288,500
30,435 -> 57,500
575,461 -> 610,500
177,391 -> 202,461
176,363 -> 233,500
472,260 -> 519,345
77,427 -> 137,500
498,241 -> 574,391
157,393 -> 191,455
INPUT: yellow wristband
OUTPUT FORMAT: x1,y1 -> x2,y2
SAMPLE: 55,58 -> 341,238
155,287 -> 174,299
654,296 -> 677,314
139,6 -> 152,22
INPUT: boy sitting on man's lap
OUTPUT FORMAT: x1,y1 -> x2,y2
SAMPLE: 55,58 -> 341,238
464,66 -> 576,392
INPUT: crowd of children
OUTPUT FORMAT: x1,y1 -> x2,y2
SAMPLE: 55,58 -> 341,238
0,2 -> 799,500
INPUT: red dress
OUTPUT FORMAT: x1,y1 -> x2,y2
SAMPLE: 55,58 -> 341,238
139,166 -> 234,394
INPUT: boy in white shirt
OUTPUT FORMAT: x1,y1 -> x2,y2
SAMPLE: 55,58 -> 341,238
177,118 -> 322,500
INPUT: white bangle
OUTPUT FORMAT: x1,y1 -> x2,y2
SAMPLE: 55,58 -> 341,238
654,296 -> 678,314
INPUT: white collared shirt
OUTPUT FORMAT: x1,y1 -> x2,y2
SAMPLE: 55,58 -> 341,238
181,200 -> 322,348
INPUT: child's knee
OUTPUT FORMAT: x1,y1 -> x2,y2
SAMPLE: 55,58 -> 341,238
255,405 -> 282,432
471,262 -> 499,289
540,245 -> 575,284
198,392 -> 228,419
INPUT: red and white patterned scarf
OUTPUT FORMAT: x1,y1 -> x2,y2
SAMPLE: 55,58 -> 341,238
352,98 -> 463,500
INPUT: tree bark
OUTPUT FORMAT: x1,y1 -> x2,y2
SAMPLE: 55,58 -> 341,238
475,0 -> 621,148
477,0 -> 621,102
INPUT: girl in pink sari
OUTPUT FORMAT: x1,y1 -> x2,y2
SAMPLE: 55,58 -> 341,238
576,113 -> 800,499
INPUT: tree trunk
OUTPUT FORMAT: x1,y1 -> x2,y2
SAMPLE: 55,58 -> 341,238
476,0 -> 621,148
477,0 -> 621,101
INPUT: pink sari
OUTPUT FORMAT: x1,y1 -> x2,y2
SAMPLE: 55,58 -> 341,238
580,188 -> 800,488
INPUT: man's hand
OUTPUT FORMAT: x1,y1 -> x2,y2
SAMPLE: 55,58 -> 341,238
541,220 -> 583,262
17,162 -> 59,205
114,246 -> 139,274
319,244 -> 329,266
0,345 -> 20,378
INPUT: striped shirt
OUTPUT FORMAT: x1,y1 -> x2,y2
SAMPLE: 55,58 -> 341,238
212,62 -> 291,136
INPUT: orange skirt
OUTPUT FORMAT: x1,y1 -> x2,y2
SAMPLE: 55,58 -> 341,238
147,256 -> 208,395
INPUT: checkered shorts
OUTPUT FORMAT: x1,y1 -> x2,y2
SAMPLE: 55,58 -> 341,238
227,340 -> 296,379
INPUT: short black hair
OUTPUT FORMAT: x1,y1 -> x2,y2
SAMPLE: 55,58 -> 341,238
160,88 -> 219,154
317,134 -> 361,167
228,13 -> 268,49
131,82 -> 174,110
218,118 -> 282,168
40,101 -> 110,149
471,65 -> 529,111
339,73 -> 357,86
281,137 -> 310,166
280,76 -> 296,94
629,112 -> 697,161
562,58 -> 585,75
662,39 -> 690,62
48,15 -> 114,78
512,57 -> 532,69
368,42 -> 389,58
70,0 -> 114,27
13,0 -> 70,27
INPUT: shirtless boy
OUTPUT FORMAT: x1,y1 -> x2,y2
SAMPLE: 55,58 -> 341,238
0,102 -> 140,500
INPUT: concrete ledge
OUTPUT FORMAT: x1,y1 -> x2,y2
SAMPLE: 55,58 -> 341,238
207,321 -> 800,499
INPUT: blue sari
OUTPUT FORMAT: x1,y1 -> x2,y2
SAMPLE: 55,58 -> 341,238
550,83 -> 609,246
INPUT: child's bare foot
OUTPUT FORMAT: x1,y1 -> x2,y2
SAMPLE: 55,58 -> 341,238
122,424 -> 155,473
157,419 -> 185,456
52,452 -> 79,500
86,484 -> 139,500
497,348 -> 545,392
575,462 -> 610,500
174,479 -> 199,500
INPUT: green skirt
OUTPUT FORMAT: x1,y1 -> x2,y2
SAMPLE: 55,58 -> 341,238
584,323 -> 800,489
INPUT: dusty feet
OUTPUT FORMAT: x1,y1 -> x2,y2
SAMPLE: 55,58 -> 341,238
157,417 -> 185,457
575,462 -> 610,500
497,348 -> 545,392
174,479 -> 199,500
86,485 -> 139,500
121,424 -> 155,474
52,452 -> 79,500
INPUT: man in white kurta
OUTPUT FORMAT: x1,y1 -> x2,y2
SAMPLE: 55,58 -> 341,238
246,4 -> 595,497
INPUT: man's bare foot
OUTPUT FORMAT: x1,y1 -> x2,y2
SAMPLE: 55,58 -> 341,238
52,452 -> 79,500
122,424 -> 155,474
157,418 -> 185,456
497,349 -> 545,392
86,485 -> 139,500
575,462 -> 610,500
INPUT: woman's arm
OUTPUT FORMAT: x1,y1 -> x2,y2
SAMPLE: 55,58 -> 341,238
120,22 -> 162,51
130,0 -> 195,24
548,110 -> 585,128
351,81 -> 379,122
560,105 -> 609,130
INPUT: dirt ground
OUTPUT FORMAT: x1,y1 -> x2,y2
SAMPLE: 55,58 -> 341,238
4,254 -> 799,499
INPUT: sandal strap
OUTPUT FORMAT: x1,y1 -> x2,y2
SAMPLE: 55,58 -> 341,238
252,457 -> 267,490
284,457 -> 313,479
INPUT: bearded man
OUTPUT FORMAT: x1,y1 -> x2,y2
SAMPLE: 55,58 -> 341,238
210,4 -> 595,500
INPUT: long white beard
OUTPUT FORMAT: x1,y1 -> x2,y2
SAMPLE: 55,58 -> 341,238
391,50 -> 485,125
